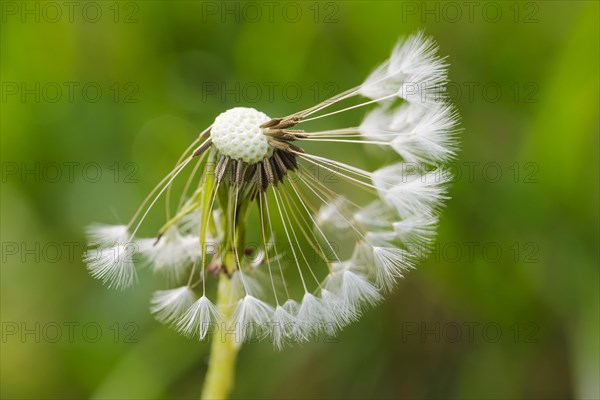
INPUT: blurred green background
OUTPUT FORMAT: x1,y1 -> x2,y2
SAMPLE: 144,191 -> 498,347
1,1 -> 598,399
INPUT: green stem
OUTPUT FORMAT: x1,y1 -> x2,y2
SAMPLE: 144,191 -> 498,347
201,274 -> 240,400
202,163 -> 253,399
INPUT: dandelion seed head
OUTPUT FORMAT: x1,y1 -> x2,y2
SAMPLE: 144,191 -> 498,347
210,107 -> 273,164
84,31 -> 460,347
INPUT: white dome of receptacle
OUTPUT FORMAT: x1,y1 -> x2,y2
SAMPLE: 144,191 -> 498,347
210,107 -> 273,164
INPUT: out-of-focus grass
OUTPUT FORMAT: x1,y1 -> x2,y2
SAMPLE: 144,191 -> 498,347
1,1 -> 598,399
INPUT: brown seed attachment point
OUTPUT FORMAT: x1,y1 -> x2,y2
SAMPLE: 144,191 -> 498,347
263,129 -> 308,141
262,157 -> 277,187
200,128 -> 211,138
278,150 -> 298,170
260,118 -> 283,129
259,114 -> 303,130
268,140 -> 305,154
192,138 -> 213,157
215,156 -> 230,184
256,162 -> 267,192
233,160 -> 246,185
272,151 -> 289,177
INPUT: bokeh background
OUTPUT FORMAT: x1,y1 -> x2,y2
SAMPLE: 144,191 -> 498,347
1,1 -> 598,399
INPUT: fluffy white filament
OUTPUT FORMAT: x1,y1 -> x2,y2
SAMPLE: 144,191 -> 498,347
230,295 -> 274,342
372,247 -> 414,292
271,304 -> 302,349
84,243 -> 137,290
296,293 -> 336,338
373,166 -> 451,218
359,31 -> 447,104
85,224 -> 129,247
360,102 -> 458,163
177,296 -> 222,340
137,226 -> 199,282
150,286 -> 195,325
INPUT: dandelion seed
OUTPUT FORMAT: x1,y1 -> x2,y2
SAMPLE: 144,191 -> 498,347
321,288 -> 357,325
230,295 -> 274,342
150,286 -> 195,325
85,224 -> 129,247
359,31 -> 448,104
271,305 -> 302,350
372,247 -> 415,292
373,166 -> 451,218
84,244 -> 137,290
177,295 -> 222,340
84,31 -> 459,347
360,102 -> 459,164
296,292 -> 335,338
138,226 -> 200,282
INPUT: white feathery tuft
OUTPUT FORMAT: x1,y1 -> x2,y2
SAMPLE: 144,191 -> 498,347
372,246 -> 414,291
385,170 -> 450,217
373,166 -> 451,218
230,295 -> 274,342
177,295 -> 222,340
358,106 -> 395,142
321,288 -> 358,325
85,224 -> 129,247
389,102 -> 458,164
364,216 -> 437,247
364,230 -> 398,248
339,270 -> 382,309
359,31 -> 448,104
137,226 -> 199,282
84,244 -> 137,290
296,292 -> 337,338
150,286 -> 195,325
271,304 -> 302,350
282,298 -> 300,314
392,215 -> 439,250
360,102 -> 458,164
354,200 -> 398,229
